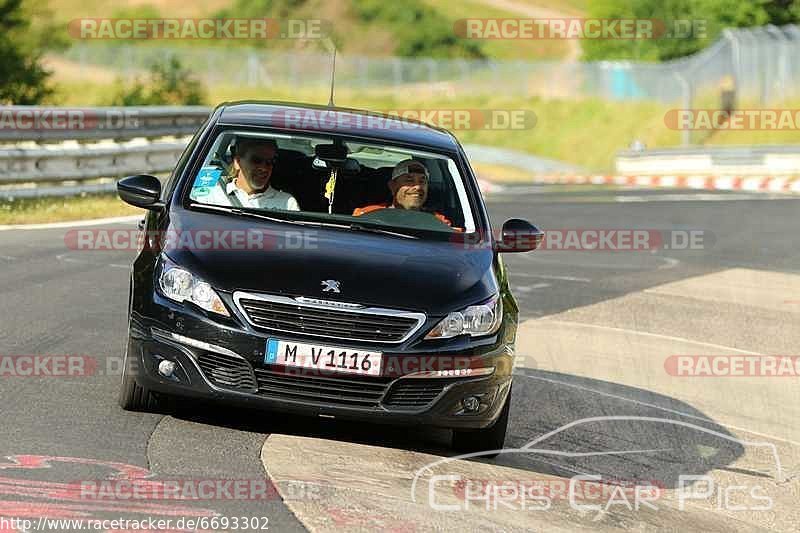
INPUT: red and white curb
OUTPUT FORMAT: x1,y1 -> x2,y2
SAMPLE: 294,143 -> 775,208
529,174 -> 800,193
478,179 -> 505,194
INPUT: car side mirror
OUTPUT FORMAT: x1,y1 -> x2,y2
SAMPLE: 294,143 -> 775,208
117,174 -> 164,211
496,218 -> 543,252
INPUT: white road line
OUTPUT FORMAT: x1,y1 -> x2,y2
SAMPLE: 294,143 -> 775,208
613,193 -> 791,203
516,372 -> 800,448
0,215 -> 141,231
55,253 -> 81,264
657,257 -> 681,270
513,283 -> 551,292
539,320 -> 764,354
510,272 -> 592,283
520,320 -> 800,447
56,252 -> 131,270
519,253 -> 680,271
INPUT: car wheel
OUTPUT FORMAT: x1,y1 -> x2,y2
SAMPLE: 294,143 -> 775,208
118,342 -> 163,412
452,390 -> 511,456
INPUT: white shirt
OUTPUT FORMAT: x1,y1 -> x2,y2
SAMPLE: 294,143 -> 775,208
203,180 -> 300,211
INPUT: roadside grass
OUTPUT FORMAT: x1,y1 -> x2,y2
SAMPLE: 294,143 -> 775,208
0,194 -> 139,225
44,0 -> 230,22
28,81 -> 800,224
51,78 -> 800,171
530,0 -> 588,15
52,80 -> 680,171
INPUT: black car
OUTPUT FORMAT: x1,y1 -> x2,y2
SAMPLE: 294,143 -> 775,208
116,101 -> 541,452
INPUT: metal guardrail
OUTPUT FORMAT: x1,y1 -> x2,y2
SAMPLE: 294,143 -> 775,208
0,106 -> 586,200
0,105 -> 208,198
2,106 -> 796,200
0,106 -> 209,142
0,141 -> 188,184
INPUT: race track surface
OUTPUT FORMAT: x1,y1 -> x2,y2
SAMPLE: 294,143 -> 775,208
1,185 -> 798,532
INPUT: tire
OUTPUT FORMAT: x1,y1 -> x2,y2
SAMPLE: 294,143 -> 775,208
118,343 -> 164,412
452,390 -> 511,456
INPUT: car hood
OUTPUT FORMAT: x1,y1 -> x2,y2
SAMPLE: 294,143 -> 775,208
164,209 -> 498,315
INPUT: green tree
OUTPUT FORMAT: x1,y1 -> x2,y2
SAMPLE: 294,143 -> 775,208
581,0 -> 800,62
218,0 -> 485,58
0,0 -> 63,104
111,57 -> 206,106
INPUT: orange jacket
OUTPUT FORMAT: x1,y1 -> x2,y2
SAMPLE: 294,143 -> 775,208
352,203 -> 453,226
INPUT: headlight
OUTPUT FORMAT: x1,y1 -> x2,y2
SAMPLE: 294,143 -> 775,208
158,255 -> 230,317
425,296 -> 502,339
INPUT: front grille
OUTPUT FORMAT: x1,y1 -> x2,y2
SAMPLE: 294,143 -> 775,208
237,296 -> 422,343
197,352 -> 257,391
253,368 -> 391,407
383,379 -> 451,408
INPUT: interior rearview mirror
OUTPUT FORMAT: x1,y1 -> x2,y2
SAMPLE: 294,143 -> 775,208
314,142 -> 349,167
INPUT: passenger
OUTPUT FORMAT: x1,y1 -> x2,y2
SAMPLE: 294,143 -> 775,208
352,159 -> 452,226
209,138 -> 299,210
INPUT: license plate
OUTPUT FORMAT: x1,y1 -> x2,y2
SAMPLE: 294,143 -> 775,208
265,338 -> 382,377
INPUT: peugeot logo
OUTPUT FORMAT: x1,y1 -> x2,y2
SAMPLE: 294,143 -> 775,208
321,280 -> 341,293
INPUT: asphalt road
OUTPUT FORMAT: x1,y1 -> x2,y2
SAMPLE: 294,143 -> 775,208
0,185 -> 798,532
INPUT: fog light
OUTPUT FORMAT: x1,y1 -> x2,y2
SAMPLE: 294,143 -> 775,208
158,359 -> 176,378
462,396 -> 480,412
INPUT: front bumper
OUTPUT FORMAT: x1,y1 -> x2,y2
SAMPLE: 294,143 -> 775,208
126,297 -> 515,429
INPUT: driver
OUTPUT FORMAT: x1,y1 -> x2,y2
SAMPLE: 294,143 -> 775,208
209,137 -> 299,210
352,159 -> 452,226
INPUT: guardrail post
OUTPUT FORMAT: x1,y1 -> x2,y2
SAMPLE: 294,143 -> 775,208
673,72 -> 692,146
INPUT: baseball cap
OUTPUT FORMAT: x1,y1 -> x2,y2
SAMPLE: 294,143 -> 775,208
391,159 -> 429,180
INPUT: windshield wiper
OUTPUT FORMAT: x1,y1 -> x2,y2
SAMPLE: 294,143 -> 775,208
347,222 -> 419,239
191,203 -> 418,238
190,203 -> 308,227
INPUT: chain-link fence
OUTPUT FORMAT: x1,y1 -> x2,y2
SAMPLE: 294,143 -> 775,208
60,24 -> 800,105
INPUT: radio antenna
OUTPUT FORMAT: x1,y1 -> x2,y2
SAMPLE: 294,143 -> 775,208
327,47 -> 336,107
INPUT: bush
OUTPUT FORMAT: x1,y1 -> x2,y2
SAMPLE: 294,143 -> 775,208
111,56 -> 206,105
350,0 -> 485,58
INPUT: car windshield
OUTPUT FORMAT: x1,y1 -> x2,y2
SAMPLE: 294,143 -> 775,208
185,129 -> 477,236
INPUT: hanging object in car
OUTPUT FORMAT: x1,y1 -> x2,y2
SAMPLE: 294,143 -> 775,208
324,169 -> 337,214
